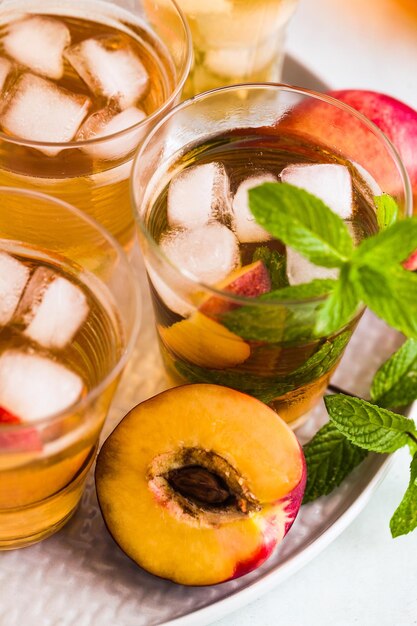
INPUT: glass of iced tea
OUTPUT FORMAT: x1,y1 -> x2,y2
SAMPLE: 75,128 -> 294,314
177,0 -> 298,98
0,187 -> 140,549
0,0 -> 191,249
131,84 -> 411,427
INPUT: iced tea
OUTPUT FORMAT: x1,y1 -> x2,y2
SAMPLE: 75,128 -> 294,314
0,188 -> 139,549
0,0 -> 191,248
132,85 -> 411,426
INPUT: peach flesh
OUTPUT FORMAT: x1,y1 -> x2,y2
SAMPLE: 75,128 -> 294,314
199,260 -> 271,318
158,311 -> 250,369
95,384 -> 306,586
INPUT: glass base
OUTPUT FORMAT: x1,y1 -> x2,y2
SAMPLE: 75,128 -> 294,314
268,371 -> 332,429
0,445 -> 96,550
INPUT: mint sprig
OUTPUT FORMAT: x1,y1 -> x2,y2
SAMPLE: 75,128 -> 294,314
248,183 -> 417,338
303,338 -> 417,537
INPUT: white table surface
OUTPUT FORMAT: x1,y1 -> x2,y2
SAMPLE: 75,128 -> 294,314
214,1 -> 417,625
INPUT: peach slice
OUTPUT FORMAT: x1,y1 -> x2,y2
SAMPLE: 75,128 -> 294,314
95,384 -> 306,586
199,260 -> 271,318
158,311 -> 250,369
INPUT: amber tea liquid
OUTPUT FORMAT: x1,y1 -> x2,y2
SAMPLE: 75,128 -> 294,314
0,1 -> 176,248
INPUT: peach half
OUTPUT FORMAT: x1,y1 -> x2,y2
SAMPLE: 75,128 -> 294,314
158,311 -> 250,369
95,384 -> 306,586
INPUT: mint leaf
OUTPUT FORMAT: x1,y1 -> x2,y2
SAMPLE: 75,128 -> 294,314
357,264 -> 417,339
252,246 -> 289,289
291,331 -> 351,383
249,183 -> 354,267
353,218 -> 417,267
375,194 -> 399,230
390,454 -> 417,537
315,264 -> 361,336
303,422 -> 368,503
324,394 -> 417,453
371,339 -> 417,409
222,279 -> 336,342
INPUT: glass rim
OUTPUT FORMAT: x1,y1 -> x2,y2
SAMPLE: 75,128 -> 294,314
0,0 -> 193,152
0,186 -> 141,433
131,81 -> 413,307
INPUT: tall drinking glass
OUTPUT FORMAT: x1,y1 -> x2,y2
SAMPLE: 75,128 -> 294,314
0,0 -> 191,249
0,187 -> 140,549
131,84 -> 411,427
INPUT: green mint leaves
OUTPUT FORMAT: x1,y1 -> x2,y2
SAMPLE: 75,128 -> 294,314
303,422 -> 368,503
303,338 -> 417,538
324,394 -> 416,453
245,179 -> 417,537
248,183 -> 417,338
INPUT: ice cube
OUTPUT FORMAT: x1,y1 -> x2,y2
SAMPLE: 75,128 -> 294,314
167,163 -> 231,229
0,252 -> 30,326
147,265 -> 194,318
286,248 -> 339,286
77,105 -> 147,160
232,173 -> 277,243
161,223 -> 240,285
65,37 -> 149,110
16,267 -> 89,350
280,164 -> 353,219
0,351 -> 84,422
0,73 -> 91,156
3,16 -> 70,80
0,57 -> 12,92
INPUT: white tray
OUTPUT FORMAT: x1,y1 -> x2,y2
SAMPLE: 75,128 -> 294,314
0,57 -> 406,626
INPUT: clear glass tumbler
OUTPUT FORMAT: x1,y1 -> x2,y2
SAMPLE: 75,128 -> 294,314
0,0 -> 192,249
0,187 -> 140,549
131,84 -> 412,428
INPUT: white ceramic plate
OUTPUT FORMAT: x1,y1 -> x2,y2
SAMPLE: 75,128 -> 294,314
0,57 -> 406,626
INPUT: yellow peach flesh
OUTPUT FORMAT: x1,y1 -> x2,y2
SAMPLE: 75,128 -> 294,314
158,312 -> 250,369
